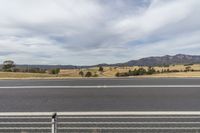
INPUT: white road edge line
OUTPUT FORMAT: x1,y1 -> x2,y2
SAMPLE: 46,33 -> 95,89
58,112 -> 200,115
2,111 -> 200,116
58,127 -> 200,130
0,85 -> 200,89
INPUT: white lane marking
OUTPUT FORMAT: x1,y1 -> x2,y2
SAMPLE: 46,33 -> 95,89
58,111 -> 200,115
58,127 -> 200,130
0,127 -> 51,130
59,121 -> 200,124
0,122 -> 51,124
0,111 -> 200,117
0,113 -> 53,116
59,116 -> 200,119
2,111 -> 200,116
0,85 -> 200,89
1,116 -> 200,119
2,121 -> 200,125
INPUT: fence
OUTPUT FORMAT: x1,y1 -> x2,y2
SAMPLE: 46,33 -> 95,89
1,112 -> 200,133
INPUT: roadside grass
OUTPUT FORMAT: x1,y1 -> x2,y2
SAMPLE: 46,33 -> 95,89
59,69 -> 80,77
139,72 -> 200,78
60,64 -> 200,77
1,64 -> 200,79
0,72 -> 56,79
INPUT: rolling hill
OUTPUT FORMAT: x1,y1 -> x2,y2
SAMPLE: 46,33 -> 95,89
1,54 -> 200,70
117,54 -> 200,66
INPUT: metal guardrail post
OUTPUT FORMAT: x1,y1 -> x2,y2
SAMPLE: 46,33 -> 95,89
52,113 -> 57,133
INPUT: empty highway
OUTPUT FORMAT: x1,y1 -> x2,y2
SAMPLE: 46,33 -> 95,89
0,78 -> 200,112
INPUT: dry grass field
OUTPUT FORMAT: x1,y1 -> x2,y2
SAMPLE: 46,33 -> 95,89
60,64 -> 200,78
0,72 -> 56,79
0,64 -> 200,79
140,72 -> 200,78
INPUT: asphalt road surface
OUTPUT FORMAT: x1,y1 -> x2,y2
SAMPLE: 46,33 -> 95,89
0,78 -> 200,112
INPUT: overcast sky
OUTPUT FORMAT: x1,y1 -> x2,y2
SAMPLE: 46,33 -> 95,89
0,0 -> 199,65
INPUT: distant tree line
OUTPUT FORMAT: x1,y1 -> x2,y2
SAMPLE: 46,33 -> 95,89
116,67 -> 156,77
78,66 -> 105,77
115,66 -> 200,77
1,60 -> 60,75
13,68 -> 46,73
1,60 -> 200,78
79,71 -> 98,77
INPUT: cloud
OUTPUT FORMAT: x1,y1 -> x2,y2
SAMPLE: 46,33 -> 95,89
114,0 -> 199,40
0,0 -> 199,65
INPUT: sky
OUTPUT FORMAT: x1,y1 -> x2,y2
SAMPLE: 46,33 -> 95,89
0,0 -> 200,65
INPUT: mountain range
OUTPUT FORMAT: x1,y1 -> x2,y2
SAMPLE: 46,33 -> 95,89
6,54 -> 200,69
114,54 -> 200,67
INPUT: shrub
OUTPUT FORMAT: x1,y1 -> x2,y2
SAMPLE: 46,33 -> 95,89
27,68 -> 46,73
85,72 -> 92,77
185,66 -> 191,71
98,66 -> 104,72
93,73 -> 99,77
146,67 -> 156,75
115,72 -> 120,77
79,71 -> 84,77
115,72 -> 129,77
116,67 -> 157,77
170,70 -> 180,72
135,68 -> 147,75
49,68 -> 60,74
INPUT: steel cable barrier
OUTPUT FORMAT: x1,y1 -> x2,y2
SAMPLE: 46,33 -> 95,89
1,112 -> 200,133
0,112 -> 52,133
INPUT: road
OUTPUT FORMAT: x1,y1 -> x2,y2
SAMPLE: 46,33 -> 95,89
0,78 -> 200,112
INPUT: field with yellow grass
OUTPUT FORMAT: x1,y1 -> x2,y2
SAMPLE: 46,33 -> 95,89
0,72 -> 56,79
139,72 -> 200,78
0,64 -> 200,79
60,64 -> 200,78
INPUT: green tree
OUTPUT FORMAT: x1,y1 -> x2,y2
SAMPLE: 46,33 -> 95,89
2,60 -> 15,72
147,67 -> 156,75
136,68 -> 147,75
79,71 -> 84,77
115,72 -> 120,77
99,66 -> 104,72
85,71 -> 92,77
49,68 -> 60,75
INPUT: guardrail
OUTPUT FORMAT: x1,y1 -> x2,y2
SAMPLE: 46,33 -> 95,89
0,112 -> 52,133
1,112 -> 200,133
